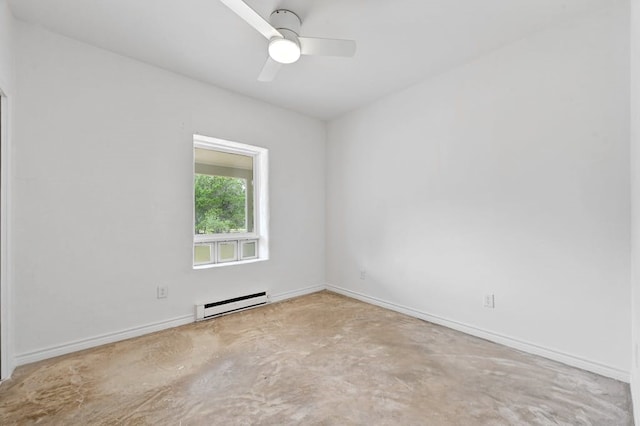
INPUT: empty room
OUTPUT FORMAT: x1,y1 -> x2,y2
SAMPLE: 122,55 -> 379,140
0,0 -> 639,424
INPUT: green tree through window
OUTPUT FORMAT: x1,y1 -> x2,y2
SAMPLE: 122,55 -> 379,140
194,174 -> 247,234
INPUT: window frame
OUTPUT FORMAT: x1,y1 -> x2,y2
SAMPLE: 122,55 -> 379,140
193,134 -> 269,268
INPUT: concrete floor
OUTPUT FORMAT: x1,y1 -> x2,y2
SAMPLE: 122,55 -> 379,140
0,291 -> 633,425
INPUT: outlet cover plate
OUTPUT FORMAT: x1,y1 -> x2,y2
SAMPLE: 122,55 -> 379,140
157,286 -> 168,299
484,294 -> 495,309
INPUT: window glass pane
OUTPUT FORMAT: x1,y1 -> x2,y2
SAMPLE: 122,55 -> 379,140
194,148 -> 254,235
194,245 -> 213,264
242,241 -> 257,259
194,174 -> 247,234
218,241 -> 238,262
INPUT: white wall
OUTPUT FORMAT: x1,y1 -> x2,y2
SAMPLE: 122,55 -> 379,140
0,0 -> 15,379
630,0 -> 640,417
0,0 -> 13,89
12,22 -> 326,361
327,4 -> 630,379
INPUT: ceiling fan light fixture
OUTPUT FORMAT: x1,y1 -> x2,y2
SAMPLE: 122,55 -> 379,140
268,36 -> 301,64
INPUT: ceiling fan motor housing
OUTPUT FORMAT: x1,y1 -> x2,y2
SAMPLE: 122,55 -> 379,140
270,9 -> 301,35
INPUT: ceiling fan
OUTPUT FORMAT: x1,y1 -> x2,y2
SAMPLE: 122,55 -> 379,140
220,0 -> 357,82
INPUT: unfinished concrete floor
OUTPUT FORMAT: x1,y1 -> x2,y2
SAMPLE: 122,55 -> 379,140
0,291 -> 633,425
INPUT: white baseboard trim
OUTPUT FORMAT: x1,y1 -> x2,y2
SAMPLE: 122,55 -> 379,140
270,284 -> 325,303
12,283 -> 629,385
326,284 -> 630,383
13,284 -> 326,367
14,314 -> 194,367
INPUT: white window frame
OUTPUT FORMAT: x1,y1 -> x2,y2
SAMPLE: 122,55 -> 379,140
193,134 -> 269,268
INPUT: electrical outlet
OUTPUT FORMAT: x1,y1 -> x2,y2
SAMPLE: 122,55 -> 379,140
157,286 -> 168,299
483,294 -> 495,309
360,270 -> 366,280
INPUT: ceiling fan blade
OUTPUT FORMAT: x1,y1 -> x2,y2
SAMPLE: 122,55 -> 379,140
299,37 -> 356,57
257,57 -> 282,82
220,0 -> 282,40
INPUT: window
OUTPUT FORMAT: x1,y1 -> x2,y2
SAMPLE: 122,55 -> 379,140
193,135 -> 268,268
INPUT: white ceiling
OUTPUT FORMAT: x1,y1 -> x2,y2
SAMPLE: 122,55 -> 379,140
8,0 -> 613,120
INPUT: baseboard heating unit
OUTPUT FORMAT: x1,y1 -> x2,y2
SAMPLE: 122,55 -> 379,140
195,291 -> 269,321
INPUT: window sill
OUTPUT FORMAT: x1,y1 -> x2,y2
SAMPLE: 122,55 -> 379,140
193,257 -> 268,270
